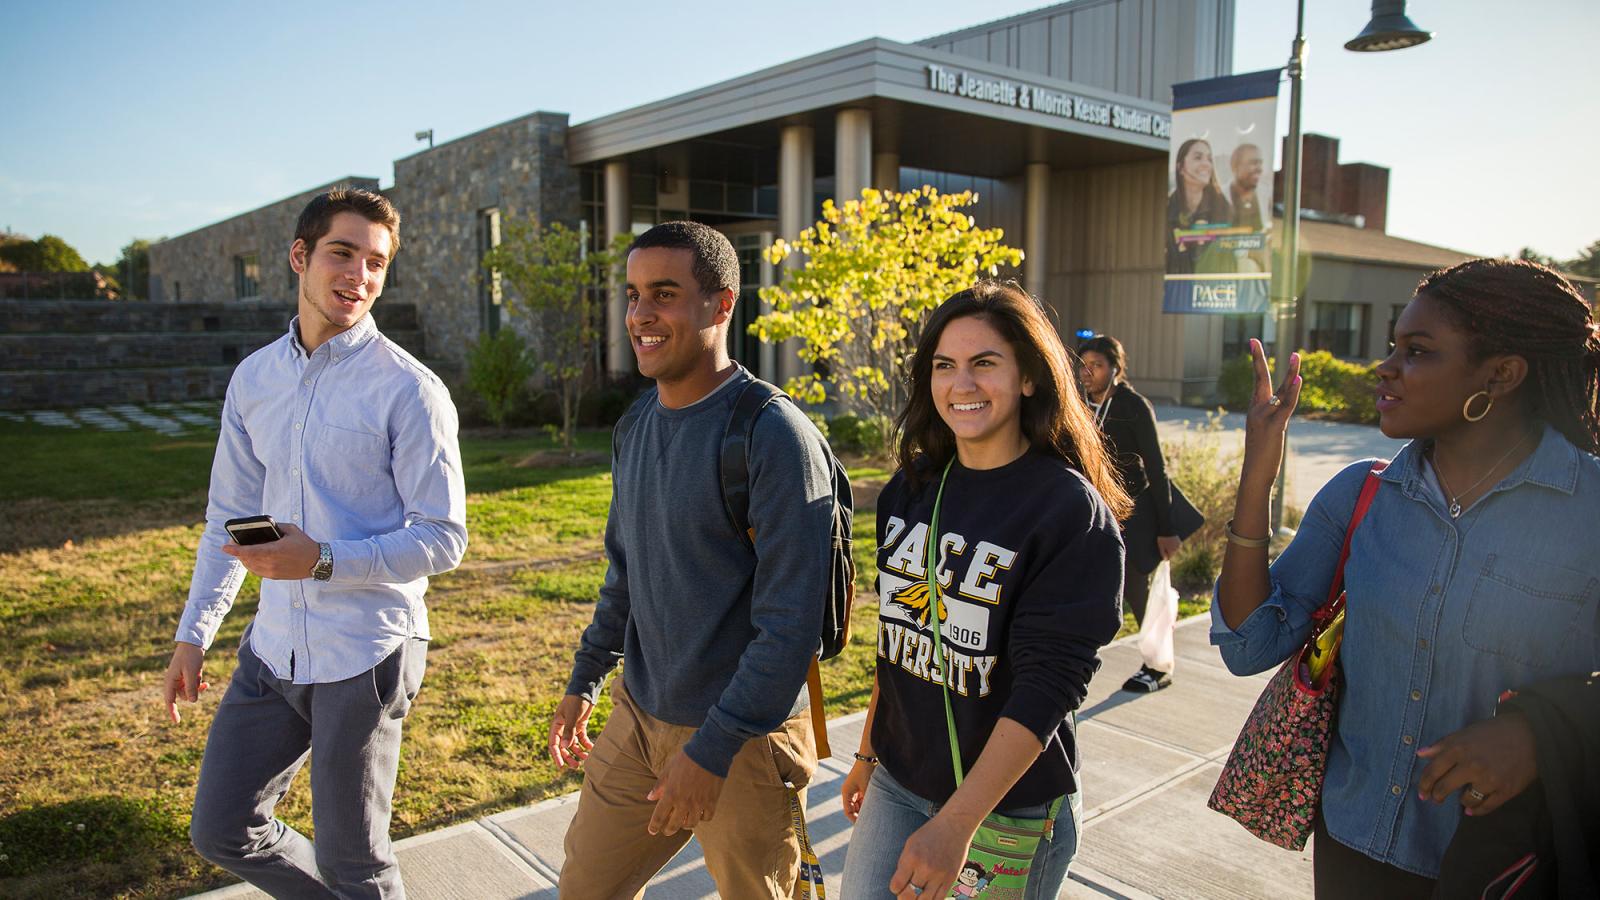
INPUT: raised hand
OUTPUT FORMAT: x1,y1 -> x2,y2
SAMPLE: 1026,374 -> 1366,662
1241,338 -> 1302,489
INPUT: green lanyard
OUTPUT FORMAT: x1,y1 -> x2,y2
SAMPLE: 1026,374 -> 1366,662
925,457 -> 967,786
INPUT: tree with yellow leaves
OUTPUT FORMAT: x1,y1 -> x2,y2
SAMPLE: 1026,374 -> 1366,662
753,187 -> 1022,424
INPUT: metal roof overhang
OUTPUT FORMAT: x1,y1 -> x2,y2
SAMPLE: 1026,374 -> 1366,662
567,38 -> 1171,178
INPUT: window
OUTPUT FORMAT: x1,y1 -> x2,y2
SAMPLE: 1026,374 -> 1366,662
1307,302 -> 1368,359
1222,314 -> 1266,360
728,233 -> 765,372
478,208 -> 502,335
233,254 -> 260,299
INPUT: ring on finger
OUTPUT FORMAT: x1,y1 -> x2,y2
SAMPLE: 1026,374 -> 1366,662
1268,396 -> 1282,407
1466,787 -> 1487,803
911,887 -> 924,896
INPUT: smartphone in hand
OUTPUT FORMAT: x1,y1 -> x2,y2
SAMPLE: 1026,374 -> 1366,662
224,515 -> 284,545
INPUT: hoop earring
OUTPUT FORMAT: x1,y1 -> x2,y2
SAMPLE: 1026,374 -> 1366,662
1463,390 -> 1493,423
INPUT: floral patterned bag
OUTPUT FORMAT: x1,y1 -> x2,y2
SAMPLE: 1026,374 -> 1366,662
1207,462 -> 1386,850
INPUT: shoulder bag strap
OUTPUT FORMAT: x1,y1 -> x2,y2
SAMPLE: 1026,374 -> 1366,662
925,458 -> 965,785
720,379 -> 781,549
1321,460 -> 1389,613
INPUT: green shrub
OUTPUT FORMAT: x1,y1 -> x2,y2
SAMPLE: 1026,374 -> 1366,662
1294,350 -> 1378,424
1218,354 -> 1254,410
467,329 -> 533,429
828,414 -> 892,457
1218,350 -> 1377,424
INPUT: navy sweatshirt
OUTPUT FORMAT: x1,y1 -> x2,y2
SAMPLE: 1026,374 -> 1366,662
872,450 -> 1125,808
566,366 -> 835,777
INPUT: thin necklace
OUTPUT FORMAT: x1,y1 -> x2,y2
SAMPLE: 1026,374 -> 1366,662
1431,433 -> 1532,518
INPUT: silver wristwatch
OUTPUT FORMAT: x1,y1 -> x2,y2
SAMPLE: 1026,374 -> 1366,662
312,542 -> 334,581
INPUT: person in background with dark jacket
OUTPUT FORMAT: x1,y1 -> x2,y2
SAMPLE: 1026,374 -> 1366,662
1078,335 -> 1182,692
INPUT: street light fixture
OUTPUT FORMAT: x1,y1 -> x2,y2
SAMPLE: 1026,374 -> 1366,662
1269,0 -> 1433,531
1346,0 -> 1434,52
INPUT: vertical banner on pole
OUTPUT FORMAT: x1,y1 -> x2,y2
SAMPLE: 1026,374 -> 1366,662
1162,69 -> 1282,315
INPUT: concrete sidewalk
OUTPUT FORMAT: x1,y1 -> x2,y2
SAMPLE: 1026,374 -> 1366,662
191,618 -> 1316,900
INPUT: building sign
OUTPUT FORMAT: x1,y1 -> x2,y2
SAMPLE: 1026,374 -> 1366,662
1162,69 -> 1282,315
926,64 -> 1171,139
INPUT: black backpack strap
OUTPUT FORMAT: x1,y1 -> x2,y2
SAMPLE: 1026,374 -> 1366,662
721,379 -> 784,550
612,387 -> 658,462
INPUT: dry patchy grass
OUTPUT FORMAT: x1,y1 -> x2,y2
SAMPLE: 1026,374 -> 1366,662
0,421 -> 887,898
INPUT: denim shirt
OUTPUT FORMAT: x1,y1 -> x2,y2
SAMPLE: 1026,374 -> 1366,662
177,315 -> 468,684
1211,426 -> 1600,877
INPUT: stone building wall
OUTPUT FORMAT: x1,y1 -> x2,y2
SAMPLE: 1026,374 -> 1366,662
391,111 -> 580,367
147,177 -> 382,304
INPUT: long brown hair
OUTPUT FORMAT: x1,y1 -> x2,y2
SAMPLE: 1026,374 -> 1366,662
894,280 -> 1132,519
1418,258 -> 1600,453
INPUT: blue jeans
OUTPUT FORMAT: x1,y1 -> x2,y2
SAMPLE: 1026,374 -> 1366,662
840,766 -> 1081,900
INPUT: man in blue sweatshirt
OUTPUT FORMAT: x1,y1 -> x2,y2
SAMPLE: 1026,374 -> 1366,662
549,221 -> 835,898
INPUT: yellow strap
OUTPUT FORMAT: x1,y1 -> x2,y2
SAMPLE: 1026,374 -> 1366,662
790,788 -> 826,899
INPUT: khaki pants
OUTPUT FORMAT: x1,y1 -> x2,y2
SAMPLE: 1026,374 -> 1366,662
560,679 -> 818,899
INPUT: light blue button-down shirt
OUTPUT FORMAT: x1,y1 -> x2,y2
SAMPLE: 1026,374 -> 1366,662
1212,426 -> 1600,877
177,314 -> 468,684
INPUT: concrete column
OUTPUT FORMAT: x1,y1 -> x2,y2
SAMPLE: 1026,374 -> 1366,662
604,159 -> 632,379
758,230 -> 777,381
873,151 -> 900,192
778,125 -> 815,385
1024,162 -> 1050,300
834,108 -> 872,206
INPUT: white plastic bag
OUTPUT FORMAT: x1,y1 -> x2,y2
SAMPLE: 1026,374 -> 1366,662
1137,560 -> 1180,672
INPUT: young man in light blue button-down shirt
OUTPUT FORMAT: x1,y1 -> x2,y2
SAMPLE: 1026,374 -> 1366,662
162,188 -> 468,898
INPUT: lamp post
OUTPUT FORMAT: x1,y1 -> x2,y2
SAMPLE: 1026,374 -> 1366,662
1269,0 -> 1432,531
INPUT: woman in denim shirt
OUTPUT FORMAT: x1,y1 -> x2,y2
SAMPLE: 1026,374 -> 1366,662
1212,259 -> 1600,897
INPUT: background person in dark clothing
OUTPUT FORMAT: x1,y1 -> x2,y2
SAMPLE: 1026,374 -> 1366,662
1078,335 -> 1182,692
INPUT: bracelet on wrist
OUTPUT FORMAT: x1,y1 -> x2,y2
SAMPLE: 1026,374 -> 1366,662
852,752 -> 879,765
1225,519 -> 1271,549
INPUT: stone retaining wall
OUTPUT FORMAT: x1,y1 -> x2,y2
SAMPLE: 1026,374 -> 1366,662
0,300 -> 427,410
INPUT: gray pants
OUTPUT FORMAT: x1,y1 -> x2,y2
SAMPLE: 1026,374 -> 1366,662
190,627 -> 427,899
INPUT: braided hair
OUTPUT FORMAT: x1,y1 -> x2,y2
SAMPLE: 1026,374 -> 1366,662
1417,258 -> 1600,453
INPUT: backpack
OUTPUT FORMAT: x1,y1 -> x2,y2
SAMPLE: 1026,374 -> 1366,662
614,377 -> 856,754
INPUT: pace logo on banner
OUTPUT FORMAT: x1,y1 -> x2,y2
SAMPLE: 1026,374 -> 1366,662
1162,69 -> 1282,315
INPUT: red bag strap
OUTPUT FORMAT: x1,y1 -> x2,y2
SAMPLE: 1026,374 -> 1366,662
1321,461 -> 1388,614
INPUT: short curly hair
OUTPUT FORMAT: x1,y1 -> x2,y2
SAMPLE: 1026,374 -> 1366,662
627,221 -> 739,296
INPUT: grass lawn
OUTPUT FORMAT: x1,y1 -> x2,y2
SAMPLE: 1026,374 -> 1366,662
0,417 -> 1208,899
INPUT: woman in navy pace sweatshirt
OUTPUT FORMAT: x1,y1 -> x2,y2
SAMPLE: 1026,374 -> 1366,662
838,280 -> 1129,900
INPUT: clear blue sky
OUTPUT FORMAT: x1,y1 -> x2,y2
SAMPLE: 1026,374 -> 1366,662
4,0 -> 1595,266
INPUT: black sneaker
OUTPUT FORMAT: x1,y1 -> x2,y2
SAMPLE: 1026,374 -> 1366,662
1121,665 -> 1173,693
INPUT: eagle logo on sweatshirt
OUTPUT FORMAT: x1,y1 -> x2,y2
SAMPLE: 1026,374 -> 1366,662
889,581 -> 948,629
